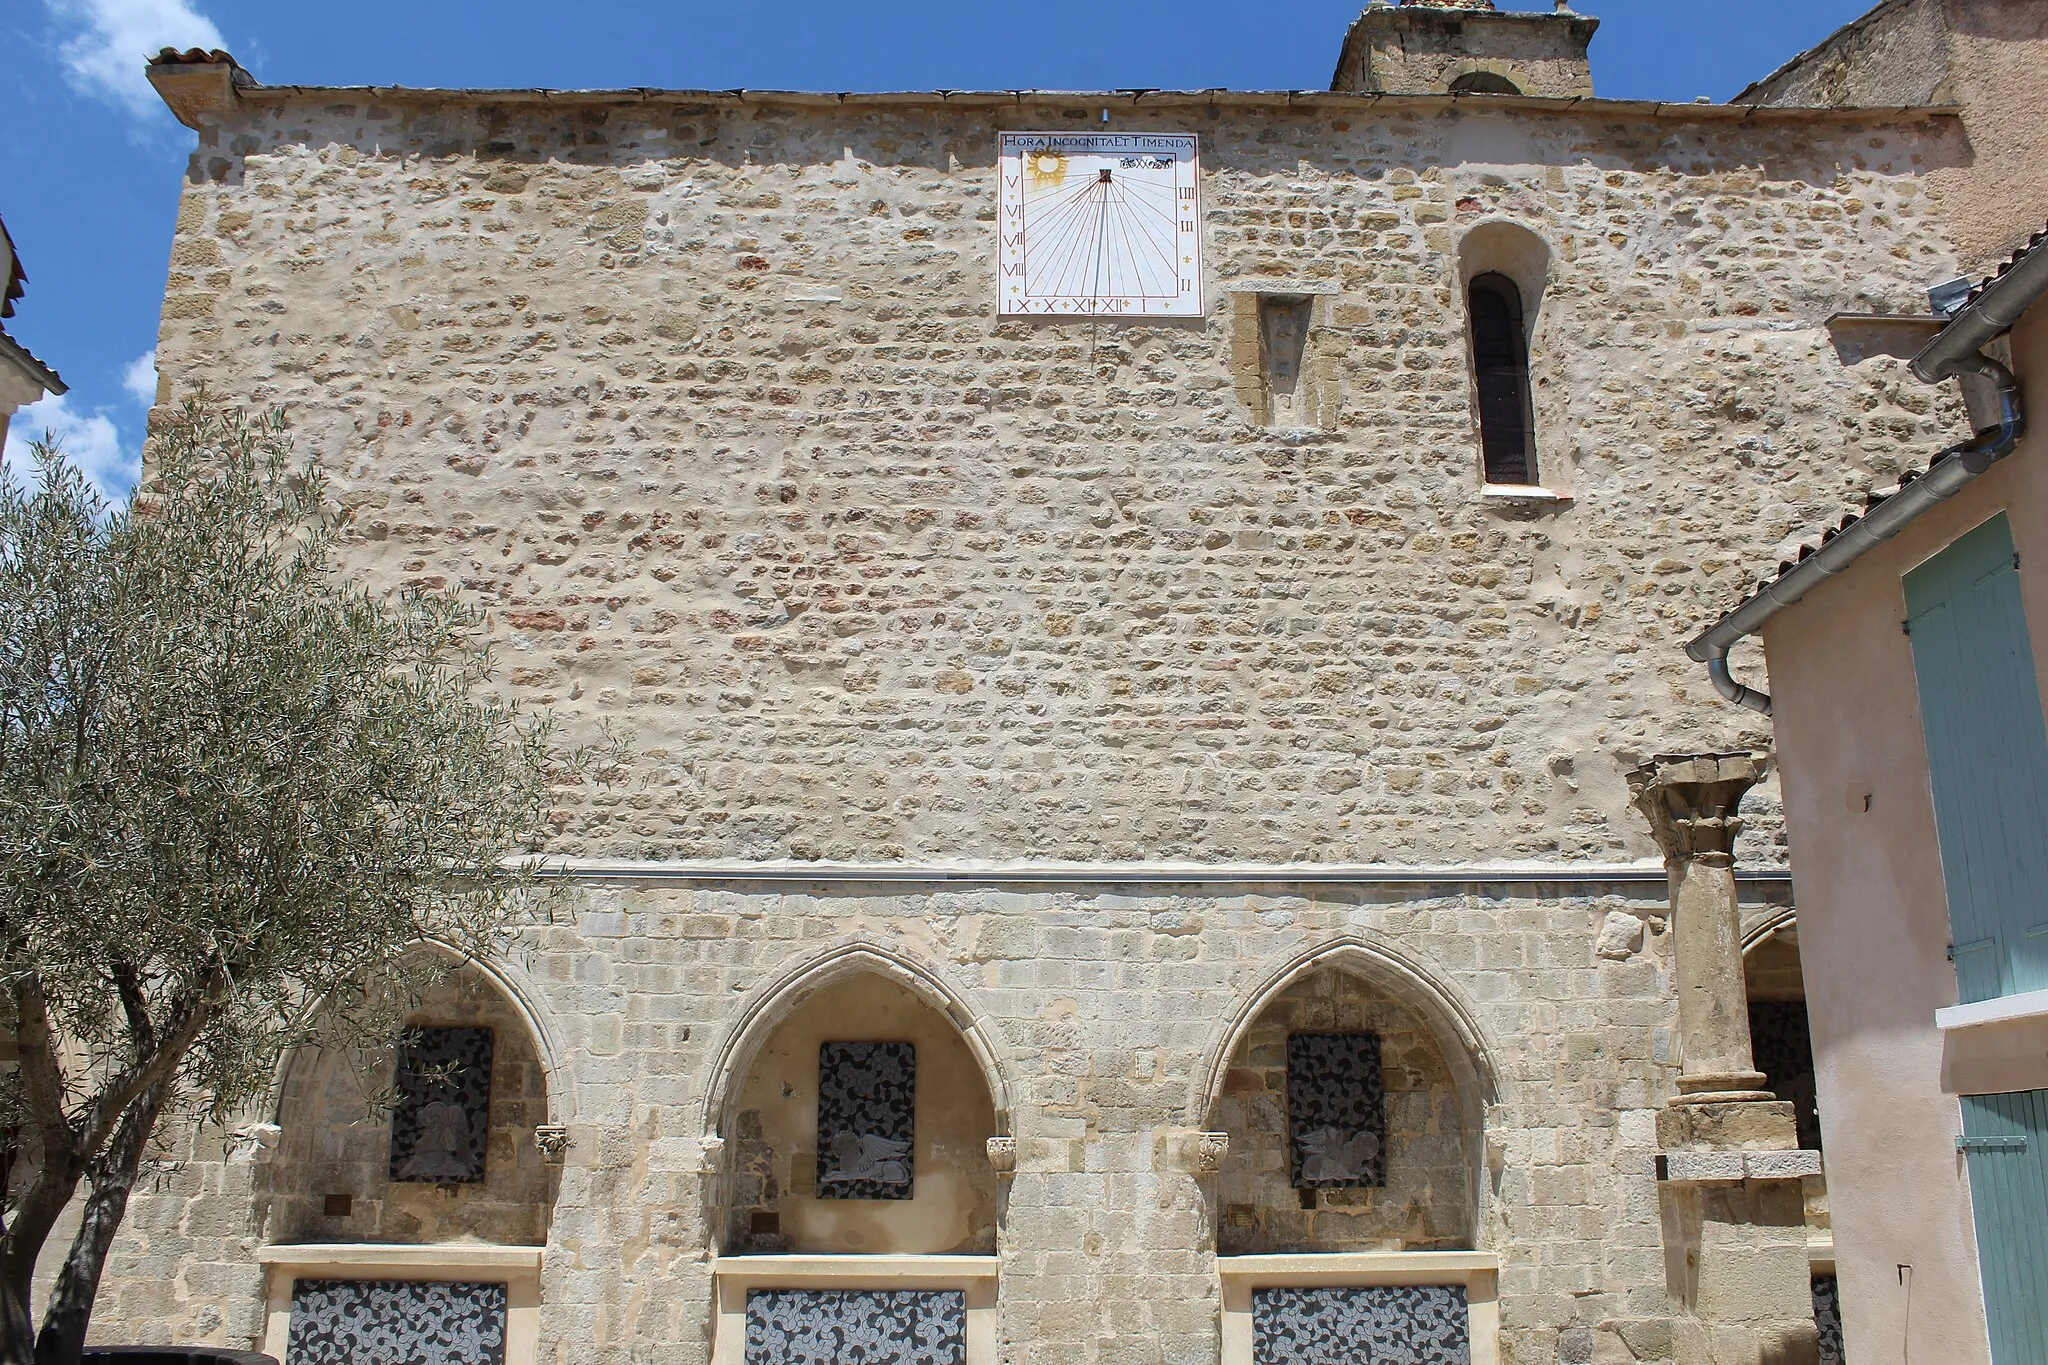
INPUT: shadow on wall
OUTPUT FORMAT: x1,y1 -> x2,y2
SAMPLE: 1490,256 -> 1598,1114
1207,965 -> 1482,1256
259,961 -> 555,1247
718,971 -> 1004,1257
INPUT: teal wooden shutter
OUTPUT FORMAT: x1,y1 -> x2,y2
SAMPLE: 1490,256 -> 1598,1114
1960,1091 -> 2048,1364
1905,515 -> 2048,1004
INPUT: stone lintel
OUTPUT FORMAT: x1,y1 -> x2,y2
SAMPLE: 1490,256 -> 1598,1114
1655,1149 -> 1824,1185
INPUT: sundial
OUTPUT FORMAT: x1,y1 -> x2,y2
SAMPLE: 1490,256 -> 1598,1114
998,132 -> 1203,319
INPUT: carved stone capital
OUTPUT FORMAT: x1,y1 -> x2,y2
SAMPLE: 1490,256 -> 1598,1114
985,1136 -> 1017,1178
533,1125 -> 572,1166
1189,1132 -> 1230,1175
699,1135 -> 728,1174
228,1122 -> 281,1165
1628,752 -> 1769,861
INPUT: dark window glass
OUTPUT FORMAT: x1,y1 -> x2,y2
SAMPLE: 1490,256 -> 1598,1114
1286,1032 -> 1386,1189
389,1026 -> 493,1183
1449,71 -> 1523,95
1749,1000 -> 1823,1152
817,1041 -> 916,1200
1468,272 -> 1536,485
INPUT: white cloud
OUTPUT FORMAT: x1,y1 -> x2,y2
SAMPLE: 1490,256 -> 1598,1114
122,349 -> 158,407
4,394 -> 139,501
50,0 -> 226,119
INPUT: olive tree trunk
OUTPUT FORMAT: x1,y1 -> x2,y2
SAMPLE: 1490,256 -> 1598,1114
33,1085 -> 170,1365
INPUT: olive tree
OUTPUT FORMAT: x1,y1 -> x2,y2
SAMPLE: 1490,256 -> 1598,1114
0,400 -> 580,1364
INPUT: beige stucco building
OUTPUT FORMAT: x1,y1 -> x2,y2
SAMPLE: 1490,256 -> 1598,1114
1742,259 -> 2048,1365
0,217 -> 68,456
71,2 -> 2048,1363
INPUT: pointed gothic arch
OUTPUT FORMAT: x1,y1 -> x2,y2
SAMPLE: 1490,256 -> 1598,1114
261,939 -> 573,1129
701,939 -> 1012,1257
1191,935 -> 1500,1126
260,944 -> 561,1248
701,938 -> 1015,1142
1193,936 -> 1499,1255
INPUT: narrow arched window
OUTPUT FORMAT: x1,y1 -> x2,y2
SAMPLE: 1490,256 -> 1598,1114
1468,272 -> 1536,486
1449,71 -> 1523,95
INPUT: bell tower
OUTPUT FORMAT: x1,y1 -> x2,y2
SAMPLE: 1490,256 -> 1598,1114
1331,0 -> 1599,98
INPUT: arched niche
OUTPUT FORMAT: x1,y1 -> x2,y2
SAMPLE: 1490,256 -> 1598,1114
1456,218 -> 1553,314
1744,913 -> 1822,1154
259,958 -> 555,1247
1457,218 -> 1555,489
1198,943 -> 1493,1257
714,967 -> 1004,1257
1449,71 -> 1524,95
1443,58 -> 1537,97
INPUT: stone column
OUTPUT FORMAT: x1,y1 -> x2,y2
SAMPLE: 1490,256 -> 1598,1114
1628,753 -> 1773,1103
1629,753 -> 1822,1365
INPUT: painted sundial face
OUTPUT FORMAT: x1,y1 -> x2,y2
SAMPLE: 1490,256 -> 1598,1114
998,132 -> 1203,319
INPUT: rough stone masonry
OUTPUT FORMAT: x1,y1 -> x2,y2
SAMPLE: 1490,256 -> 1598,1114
82,10 -> 1982,1364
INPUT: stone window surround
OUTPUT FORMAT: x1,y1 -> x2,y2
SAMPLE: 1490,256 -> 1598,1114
255,1243 -> 544,1365
1218,1252 -> 1501,1365
710,1255 -> 1001,1365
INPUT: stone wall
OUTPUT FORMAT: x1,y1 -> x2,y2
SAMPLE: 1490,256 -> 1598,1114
90,875 -> 1790,1365
1737,0 -> 1955,108
149,91 -> 1971,870
1737,0 -> 2048,273
92,63 -> 1997,1365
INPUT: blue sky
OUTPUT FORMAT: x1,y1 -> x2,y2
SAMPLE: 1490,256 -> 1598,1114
2,0 -> 1877,497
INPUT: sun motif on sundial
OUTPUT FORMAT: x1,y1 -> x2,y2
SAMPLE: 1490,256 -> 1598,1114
998,132 -> 1202,319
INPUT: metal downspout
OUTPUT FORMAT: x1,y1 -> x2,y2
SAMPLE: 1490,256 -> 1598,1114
1687,362 -> 2025,716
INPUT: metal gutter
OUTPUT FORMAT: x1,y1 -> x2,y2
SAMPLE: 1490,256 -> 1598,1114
528,858 -> 1793,888
1684,235 -> 2048,715
1912,235 -> 2048,383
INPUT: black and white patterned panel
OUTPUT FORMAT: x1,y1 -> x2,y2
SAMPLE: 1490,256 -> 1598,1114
1287,1032 -> 1387,1188
817,1041 -> 915,1200
286,1279 -> 508,1365
1813,1275 -> 1844,1365
390,1025 -> 494,1183
745,1289 -> 965,1365
1253,1286 -> 1470,1365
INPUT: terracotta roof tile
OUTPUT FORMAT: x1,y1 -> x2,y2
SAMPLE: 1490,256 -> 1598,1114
1967,221 -> 2048,307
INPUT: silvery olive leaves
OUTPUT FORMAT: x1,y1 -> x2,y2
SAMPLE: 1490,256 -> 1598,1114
746,1289 -> 965,1365
287,1279 -> 508,1365
1252,1286 -> 1470,1365
1287,1032 -> 1387,1188
817,1041 -> 915,1200
390,1026 -> 494,1183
